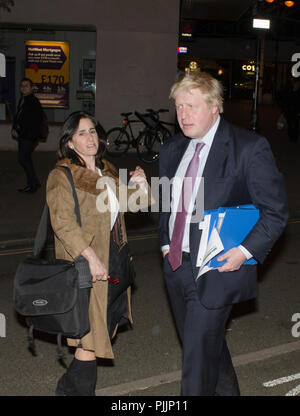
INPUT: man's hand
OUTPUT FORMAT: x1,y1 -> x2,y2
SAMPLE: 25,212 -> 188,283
162,249 -> 169,258
217,247 -> 247,272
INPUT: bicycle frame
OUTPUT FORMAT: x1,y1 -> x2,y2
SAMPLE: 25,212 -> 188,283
121,117 -> 144,146
135,109 -> 176,137
106,109 -> 172,162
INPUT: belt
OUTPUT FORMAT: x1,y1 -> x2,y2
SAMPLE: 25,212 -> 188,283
182,252 -> 190,259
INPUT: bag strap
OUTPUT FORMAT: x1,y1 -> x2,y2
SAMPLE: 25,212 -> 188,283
33,203 -> 50,257
33,166 -> 81,257
60,166 -> 82,226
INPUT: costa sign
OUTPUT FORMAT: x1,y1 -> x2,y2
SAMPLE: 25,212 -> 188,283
242,64 -> 255,72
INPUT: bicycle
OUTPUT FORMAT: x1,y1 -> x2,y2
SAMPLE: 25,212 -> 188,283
105,112 -> 145,157
106,109 -> 175,163
135,108 -> 174,163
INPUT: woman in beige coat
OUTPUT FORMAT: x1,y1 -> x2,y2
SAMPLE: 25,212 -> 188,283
46,111 -> 150,396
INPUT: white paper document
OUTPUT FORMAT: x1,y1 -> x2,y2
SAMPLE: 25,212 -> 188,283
196,214 -> 211,268
197,222 -> 224,279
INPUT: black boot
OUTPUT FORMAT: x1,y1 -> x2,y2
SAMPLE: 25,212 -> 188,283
55,358 -> 97,396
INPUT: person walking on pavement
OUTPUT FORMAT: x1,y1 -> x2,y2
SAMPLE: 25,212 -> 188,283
11,77 -> 43,193
279,77 -> 300,143
47,111 -> 151,395
159,71 -> 289,396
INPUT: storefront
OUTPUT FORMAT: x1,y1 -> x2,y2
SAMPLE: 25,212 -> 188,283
0,25 -> 96,123
177,50 -> 292,102
0,0 -> 179,150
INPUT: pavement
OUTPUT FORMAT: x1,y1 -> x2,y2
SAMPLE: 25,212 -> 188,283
1,99 -> 300,403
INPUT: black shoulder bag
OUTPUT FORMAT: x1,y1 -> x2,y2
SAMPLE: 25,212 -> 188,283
13,167 -> 92,364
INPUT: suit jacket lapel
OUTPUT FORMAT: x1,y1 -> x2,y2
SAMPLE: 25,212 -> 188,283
202,118 -> 229,180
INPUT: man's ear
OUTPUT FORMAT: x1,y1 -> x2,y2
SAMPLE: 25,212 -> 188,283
212,105 -> 219,115
67,140 -> 74,150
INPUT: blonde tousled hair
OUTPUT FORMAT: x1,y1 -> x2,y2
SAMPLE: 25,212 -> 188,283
170,71 -> 224,113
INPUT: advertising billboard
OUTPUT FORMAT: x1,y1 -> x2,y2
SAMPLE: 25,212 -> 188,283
25,40 -> 69,108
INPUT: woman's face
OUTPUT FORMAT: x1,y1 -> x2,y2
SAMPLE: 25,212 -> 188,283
68,117 -> 99,160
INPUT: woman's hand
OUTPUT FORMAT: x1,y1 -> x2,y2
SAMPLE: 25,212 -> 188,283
129,166 -> 148,195
88,256 -> 109,283
81,247 -> 109,282
129,166 -> 146,183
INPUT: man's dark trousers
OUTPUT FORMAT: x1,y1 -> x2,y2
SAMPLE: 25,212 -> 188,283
18,138 -> 39,188
163,253 -> 240,396
286,112 -> 299,142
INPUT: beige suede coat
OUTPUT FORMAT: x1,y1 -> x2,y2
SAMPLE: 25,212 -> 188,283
46,157 -> 151,359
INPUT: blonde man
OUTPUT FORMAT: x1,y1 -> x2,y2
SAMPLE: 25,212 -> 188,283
159,71 -> 289,395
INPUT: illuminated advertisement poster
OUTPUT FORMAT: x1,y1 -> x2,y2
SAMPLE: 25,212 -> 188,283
25,40 -> 69,108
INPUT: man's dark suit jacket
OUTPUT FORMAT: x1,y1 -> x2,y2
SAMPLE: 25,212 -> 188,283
159,118 -> 289,309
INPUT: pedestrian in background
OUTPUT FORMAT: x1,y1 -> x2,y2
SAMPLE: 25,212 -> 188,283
11,77 -> 43,193
279,76 -> 300,143
47,111 -> 150,395
159,71 -> 289,395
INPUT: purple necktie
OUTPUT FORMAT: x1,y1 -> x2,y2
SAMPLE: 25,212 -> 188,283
168,141 -> 205,271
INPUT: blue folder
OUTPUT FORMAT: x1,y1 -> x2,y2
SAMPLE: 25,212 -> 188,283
205,208 -> 219,238
207,204 -> 259,269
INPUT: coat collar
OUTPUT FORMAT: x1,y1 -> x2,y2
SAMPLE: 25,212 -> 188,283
56,158 -> 118,195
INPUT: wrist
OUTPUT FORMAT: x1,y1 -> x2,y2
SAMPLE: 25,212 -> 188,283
81,247 -> 96,261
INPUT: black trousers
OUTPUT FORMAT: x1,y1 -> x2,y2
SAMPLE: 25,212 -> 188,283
18,138 -> 39,187
163,253 -> 240,396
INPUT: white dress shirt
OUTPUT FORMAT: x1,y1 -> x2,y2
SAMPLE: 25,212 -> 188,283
162,116 -> 252,260
97,168 -> 119,230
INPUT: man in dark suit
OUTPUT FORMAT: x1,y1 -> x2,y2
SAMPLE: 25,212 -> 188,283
12,77 -> 43,193
159,71 -> 289,396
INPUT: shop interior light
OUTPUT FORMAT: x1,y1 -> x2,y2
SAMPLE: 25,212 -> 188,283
253,18 -> 270,29
265,0 -> 294,6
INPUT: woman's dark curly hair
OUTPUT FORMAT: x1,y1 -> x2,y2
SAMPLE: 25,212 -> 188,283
58,111 -> 105,169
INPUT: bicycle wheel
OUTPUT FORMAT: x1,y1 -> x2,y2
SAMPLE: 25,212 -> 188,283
106,127 -> 130,156
137,130 -> 163,163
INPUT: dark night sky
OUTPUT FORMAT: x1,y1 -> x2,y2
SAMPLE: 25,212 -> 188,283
181,0 -> 300,22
